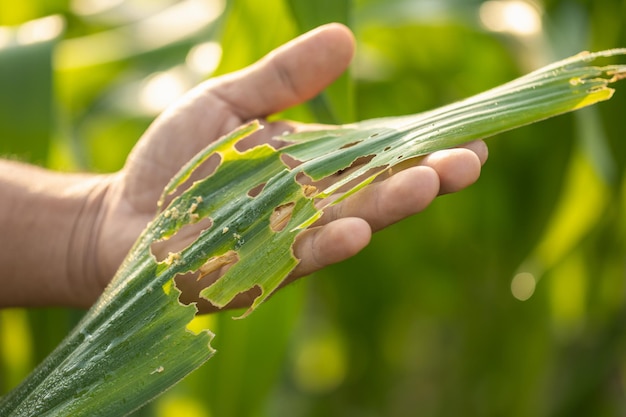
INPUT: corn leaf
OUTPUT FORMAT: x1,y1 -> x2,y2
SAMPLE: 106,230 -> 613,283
1,49 -> 625,417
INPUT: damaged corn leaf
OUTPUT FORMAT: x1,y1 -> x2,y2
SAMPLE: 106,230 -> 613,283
1,50 -> 625,417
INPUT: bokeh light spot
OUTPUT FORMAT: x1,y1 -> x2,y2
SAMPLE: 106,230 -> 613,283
186,41 -> 222,76
140,70 -> 188,114
511,272 -> 536,301
480,0 -> 542,36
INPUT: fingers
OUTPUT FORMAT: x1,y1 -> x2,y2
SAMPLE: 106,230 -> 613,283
183,141 -> 488,312
461,140 -> 489,165
316,141 -> 487,232
280,142 -> 487,283
290,217 -> 372,280
122,24 -> 355,213
208,23 -> 355,120
422,140 -> 486,194
326,166 -> 441,232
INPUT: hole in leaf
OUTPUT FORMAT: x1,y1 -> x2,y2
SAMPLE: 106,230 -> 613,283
175,251 -> 249,311
295,171 -> 313,185
270,202 -> 295,232
334,164 -> 389,195
295,172 -> 325,196
339,141 -> 362,150
234,130 -> 264,152
234,127 -> 292,152
248,182 -> 266,198
191,152 -> 222,182
336,155 -> 375,176
151,216 -> 214,262
281,153 -> 303,169
160,153 -> 222,209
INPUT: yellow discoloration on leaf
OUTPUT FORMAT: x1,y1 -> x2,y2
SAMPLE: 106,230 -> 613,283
572,89 -> 615,110
162,280 -> 173,295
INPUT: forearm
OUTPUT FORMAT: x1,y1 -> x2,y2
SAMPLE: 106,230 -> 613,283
0,160 -> 109,308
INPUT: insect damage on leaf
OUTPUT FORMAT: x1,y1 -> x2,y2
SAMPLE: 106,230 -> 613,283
247,182 -> 267,197
71,46 -> 626,341
270,202 -> 296,232
198,250 -> 239,280
150,366 -> 165,375
3,49 -> 626,417
150,216 -> 214,262
164,252 -> 182,266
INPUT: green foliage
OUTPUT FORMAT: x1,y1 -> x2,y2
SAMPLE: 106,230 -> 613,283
1,1 -> 626,416
0,36 -> 54,163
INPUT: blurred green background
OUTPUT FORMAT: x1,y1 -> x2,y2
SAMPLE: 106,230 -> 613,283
1,0 -> 625,416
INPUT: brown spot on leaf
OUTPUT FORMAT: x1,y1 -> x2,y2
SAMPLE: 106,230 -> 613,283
302,184 -> 317,198
270,202 -> 295,232
198,250 -> 239,280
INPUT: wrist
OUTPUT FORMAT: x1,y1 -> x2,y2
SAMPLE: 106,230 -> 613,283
66,175 -> 115,308
0,160 -> 111,308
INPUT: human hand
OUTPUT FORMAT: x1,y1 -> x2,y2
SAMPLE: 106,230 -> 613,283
86,23 -> 487,311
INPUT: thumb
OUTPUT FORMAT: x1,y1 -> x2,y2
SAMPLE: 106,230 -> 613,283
206,22 -> 355,120
120,24 -> 355,213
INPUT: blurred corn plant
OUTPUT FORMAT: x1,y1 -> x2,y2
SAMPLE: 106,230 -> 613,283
1,1 -> 626,416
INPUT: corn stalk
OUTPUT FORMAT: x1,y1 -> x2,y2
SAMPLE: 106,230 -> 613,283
1,49 -> 625,416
